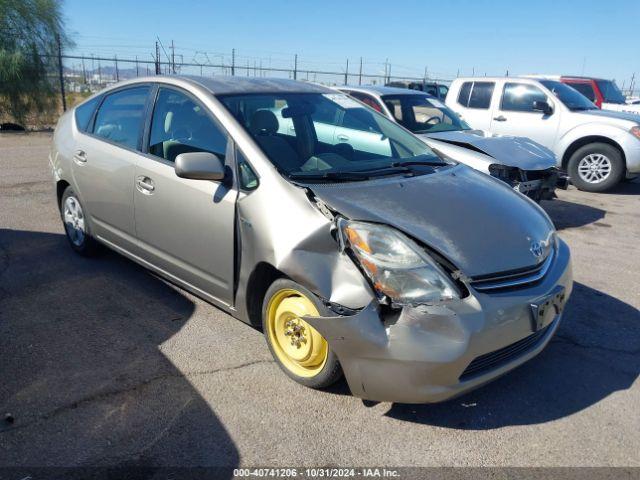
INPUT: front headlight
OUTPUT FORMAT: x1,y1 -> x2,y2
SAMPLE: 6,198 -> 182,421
337,219 -> 460,306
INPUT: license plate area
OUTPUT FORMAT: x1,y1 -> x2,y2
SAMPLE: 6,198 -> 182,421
529,286 -> 566,332
515,179 -> 542,193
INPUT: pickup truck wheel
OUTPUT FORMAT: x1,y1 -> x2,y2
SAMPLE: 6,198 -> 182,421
262,279 -> 343,389
60,186 -> 101,256
568,143 -> 624,192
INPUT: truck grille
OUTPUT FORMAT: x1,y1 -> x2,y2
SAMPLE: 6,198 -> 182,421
459,322 -> 553,381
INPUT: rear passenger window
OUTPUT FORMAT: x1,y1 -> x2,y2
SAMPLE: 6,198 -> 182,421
148,88 -> 228,163
75,96 -> 100,132
457,82 -> 472,107
349,92 -> 383,113
92,87 -> 150,149
501,83 -> 548,112
457,82 -> 494,109
468,82 -> 494,109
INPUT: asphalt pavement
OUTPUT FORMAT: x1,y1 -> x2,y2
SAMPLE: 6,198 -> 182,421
1,132 -> 639,468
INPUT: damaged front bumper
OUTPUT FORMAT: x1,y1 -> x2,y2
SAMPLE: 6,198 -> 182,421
489,165 -> 568,201
304,240 -> 573,404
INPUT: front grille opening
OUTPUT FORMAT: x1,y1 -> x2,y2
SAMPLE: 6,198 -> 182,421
459,322 -> 553,381
469,249 -> 554,293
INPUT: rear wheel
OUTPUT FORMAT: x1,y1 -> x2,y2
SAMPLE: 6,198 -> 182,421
262,279 -> 343,389
568,143 -> 624,192
60,186 -> 100,256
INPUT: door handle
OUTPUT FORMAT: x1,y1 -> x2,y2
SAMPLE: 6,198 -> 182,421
73,150 -> 87,163
337,134 -> 350,142
493,115 -> 507,122
136,176 -> 155,194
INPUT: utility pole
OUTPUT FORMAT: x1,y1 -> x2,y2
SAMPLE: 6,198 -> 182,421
387,64 -> 391,84
81,56 -> 86,84
171,40 -> 175,74
344,59 -> 349,85
358,57 -> 363,85
231,48 -> 235,76
55,34 -> 67,111
135,56 -> 139,77
155,41 -> 160,74
114,55 -> 119,82
293,54 -> 298,80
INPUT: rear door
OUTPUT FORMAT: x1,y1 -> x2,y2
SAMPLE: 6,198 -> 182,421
452,80 -> 495,130
133,85 -> 237,306
490,81 -> 561,149
72,85 -> 151,253
334,106 -> 391,156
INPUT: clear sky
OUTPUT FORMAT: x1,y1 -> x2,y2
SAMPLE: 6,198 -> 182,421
63,0 -> 640,88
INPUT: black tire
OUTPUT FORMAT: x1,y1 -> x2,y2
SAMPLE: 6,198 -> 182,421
262,278 -> 343,389
60,186 -> 101,256
567,143 -> 625,192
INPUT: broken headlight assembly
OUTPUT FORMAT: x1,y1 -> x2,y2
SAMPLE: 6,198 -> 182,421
336,218 -> 460,306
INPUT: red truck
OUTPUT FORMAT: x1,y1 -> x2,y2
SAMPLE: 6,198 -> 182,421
560,76 -> 639,114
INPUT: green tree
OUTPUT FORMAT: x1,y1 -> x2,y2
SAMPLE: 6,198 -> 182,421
0,0 -> 69,125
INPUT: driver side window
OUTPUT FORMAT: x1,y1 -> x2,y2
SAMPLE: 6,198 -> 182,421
149,88 -> 228,163
501,83 -> 548,113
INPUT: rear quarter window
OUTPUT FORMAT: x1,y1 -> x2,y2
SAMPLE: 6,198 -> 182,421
74,96 -> 101,132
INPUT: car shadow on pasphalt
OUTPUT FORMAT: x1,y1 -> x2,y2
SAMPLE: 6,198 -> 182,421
540,199 -> 606,230
605,177 -> 640,195
0,229 -> 239,473
384,282 -> 639,429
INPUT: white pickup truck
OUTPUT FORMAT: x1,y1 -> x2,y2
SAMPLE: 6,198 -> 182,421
446,77 -> 640,192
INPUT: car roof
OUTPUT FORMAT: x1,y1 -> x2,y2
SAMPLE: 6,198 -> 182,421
560,75 -> 609,82
100,75 -> 334,96
339,85 -> 435,97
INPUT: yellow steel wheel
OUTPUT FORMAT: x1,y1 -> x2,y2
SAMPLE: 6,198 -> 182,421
266,288 -> 329,378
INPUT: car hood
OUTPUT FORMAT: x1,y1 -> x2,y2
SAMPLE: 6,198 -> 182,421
575,108 -> 640,124
308,165 -> 555,278
422,130 -> 557,170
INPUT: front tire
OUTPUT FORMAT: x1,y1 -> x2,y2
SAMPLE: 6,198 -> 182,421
568,143 -> 624,192
262,278 -> 343,389
60,186 -> 100,256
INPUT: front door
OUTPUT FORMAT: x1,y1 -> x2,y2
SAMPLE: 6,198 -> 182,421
490,82 -> 561,149
133,86 -> 237,306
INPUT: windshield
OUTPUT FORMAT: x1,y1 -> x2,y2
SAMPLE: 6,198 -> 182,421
539,80 -> 597,111
219,92 -> 451,182
381,94 -> 470,134
596,80 -> 626,104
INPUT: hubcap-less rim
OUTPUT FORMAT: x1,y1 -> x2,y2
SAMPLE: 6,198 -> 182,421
266,289 -> 328,378
577,154 -> 612,184
63,196 -> 86,246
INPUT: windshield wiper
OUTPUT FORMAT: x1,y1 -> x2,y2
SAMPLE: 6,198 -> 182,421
288,171 -> 374,182
391,159 -> 449,167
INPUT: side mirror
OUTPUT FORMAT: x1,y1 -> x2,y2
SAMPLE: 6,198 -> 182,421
175,152 -> 226,181
533,100 -> 553,115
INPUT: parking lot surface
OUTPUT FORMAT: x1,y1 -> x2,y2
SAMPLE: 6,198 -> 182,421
1,132 -> 639,467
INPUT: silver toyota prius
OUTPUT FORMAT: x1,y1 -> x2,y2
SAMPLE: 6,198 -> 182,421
50,75 -> 573,403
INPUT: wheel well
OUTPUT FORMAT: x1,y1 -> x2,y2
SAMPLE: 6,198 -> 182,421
56,180 -> 70,209
245,262 -> 285,328
562,136 -> 626,169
